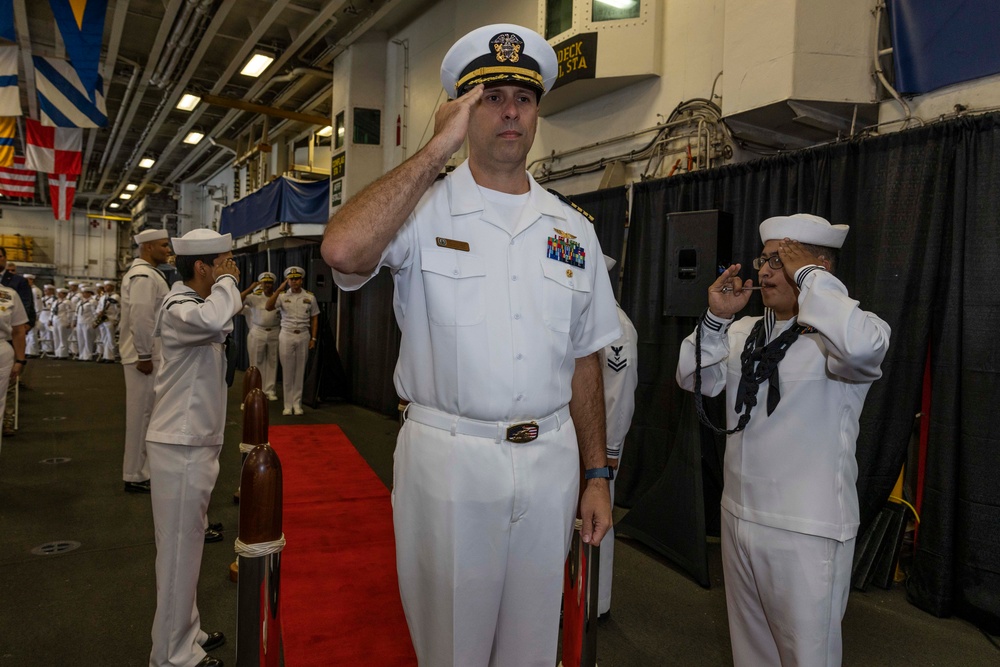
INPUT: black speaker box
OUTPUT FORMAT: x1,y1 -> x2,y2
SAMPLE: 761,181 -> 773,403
663,210 -> 733,317
308,258 -> 335,302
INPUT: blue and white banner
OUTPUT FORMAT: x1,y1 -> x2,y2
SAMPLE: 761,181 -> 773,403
33,55 -> 107,128
49,0 -> 108,101
0,45 -> 21,117
0,0 -> 15,43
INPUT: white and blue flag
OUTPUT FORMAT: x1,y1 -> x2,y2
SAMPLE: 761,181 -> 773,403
33,55 -> 107,128
0,45 -> 22,117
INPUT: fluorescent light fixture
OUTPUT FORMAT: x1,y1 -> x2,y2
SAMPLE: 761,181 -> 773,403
176,93 -> 201,111
138,157 -> 155,168
119,193 -> 132,200
109,202 -> 120,209
317,126 -> 333,137
240,52 -> 274,77
125,183 -> 138,191
184,131 -> 205,144
596,0 -> 636,8
337,126 -> 345,137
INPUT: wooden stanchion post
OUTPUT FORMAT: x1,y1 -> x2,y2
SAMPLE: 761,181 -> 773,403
235,367 -> 262,504
235,388 -> 283,667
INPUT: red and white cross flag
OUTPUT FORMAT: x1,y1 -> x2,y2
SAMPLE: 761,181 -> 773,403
25,118 -> 82,174
0,156 -> 37,198
48,172 -> 76,220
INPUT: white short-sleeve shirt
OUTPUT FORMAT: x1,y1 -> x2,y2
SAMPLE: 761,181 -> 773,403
333,160 -> 621,422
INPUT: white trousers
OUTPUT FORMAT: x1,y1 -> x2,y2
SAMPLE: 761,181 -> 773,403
246,327 -> 279,396
278,330 -> 309,410
123,362 -> 156,482
147,441 -> 220,667
77,321 -> 95,360
25,321 -> 41,356
598,476 -> 616,615
393,416 -> 580,667
38,316 -> 53,353
721,508 -> 855,667
69,324 -> 78,355
53,320 -> 72,358
100,322 -> 117,360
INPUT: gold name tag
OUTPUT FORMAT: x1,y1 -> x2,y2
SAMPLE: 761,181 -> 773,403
436,237 -> 470,252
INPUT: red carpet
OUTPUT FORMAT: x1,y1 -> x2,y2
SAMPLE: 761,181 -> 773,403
270,424 -> 417,666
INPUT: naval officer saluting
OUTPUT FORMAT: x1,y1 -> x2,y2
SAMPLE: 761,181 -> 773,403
146,229 -> 241,667
266,266 -> 318,415
239,271 -> 280,400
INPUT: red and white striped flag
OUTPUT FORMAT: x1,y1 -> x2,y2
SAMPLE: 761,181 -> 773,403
48,172 -> 76,220
25,118 -> 82,174
0,156 -> 36,198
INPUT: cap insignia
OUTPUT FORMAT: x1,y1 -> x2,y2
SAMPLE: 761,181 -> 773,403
492,33 -> 523,64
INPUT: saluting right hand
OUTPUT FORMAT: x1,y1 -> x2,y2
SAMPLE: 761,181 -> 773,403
212,257 -> 240,281
708,264 -> 753,319
432,84 -> 485,157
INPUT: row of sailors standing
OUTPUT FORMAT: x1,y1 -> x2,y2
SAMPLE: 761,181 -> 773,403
27,279 -> 120,361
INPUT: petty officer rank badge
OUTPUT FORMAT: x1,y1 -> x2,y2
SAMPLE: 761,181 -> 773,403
547,229 -> 586,268
607,345 -> 628,373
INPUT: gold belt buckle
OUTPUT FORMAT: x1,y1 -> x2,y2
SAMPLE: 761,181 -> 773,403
505,422 -> 539,443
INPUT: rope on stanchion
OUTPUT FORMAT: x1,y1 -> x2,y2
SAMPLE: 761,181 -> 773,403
235,534 -> 286,558
239,441 -> 270,454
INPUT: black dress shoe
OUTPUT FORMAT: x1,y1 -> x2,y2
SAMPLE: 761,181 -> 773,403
208,522 -> 224,532
204,529 -> 223,543
124,480 -> 151,493
201,631 -> 226,652
195,656 -> 223,667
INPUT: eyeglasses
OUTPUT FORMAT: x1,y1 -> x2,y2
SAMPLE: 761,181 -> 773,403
752,254 -> 783,270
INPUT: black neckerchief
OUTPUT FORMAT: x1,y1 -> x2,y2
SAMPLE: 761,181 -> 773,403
694,310 -> 816,435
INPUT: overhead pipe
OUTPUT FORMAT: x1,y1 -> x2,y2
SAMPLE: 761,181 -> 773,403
153,0 -> 214,89
149,0 -> 200,86
97,57 -> 142,180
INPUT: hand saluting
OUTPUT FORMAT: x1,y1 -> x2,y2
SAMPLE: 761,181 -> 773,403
777,238 -> 827,278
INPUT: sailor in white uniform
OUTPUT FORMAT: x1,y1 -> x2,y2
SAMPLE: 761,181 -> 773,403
52,287 -> 74,359
66,281 -> 80,357
119,229 -> 172,494
323,24 -> 620,666
676,213 -> 891,667
266,266 -> 318,415
146,229 -> 239,667
75,285 -> 97,361
38,284 -> 55,356
98,280 -> 120,362
240,271 -> 280,400
23,274 -> 43,357
0,283 -> 28,451
596,256 -> 638,618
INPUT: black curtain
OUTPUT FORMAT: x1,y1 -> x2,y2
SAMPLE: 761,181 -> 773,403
338,269 -> 401,415
569,186 -> 629,293
616,113 -> 1000,628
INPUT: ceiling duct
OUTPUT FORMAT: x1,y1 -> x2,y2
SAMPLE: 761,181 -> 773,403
150,0 -> 214,88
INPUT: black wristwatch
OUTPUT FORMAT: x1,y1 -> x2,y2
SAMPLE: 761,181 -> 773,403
584,466 -> 614,480
14,358 -> 26,366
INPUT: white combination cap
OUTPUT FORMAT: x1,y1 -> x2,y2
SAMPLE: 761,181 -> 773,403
67,280 -> 78,286
104,280 -> 115,286
283,266 -> 304,279
257,271 -> 277,282
440,24 -> 558,99
759,213 -> 849,249
24,273 -> 35,279
134,228 -> 169,245
171,229 -> 233,256
43,284 -> 55,289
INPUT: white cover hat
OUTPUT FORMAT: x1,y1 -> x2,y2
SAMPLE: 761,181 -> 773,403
79,284 -> 94,292
171,229 -> 233,255
134,228 -> 169,245
257,271 -> 277,282
603,255 -> 617,272
759,213 -> 849,248
104,280 -> 115,286
440,23 -> 558,99
67,280 -> 78,286
23,273 -> 35,279
284,266 -> 304,279
57,287 -> 68,294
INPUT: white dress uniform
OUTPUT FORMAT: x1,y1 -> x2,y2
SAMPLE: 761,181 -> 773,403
597,304 -> 638,616
67,286 -> 81,356
99,286 -> 120,361
242,278 -> 280,399
75,290 -> 97,361
333,158 -> 620,666
119,256 -> 170,484
38,289 -> 55,355
676,215 -> 891,667
24,281 -> 43,356
0,285 -> 28,451
52,292 -> 74,359
275,274 -> 318,413
146,232 -> 241,667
